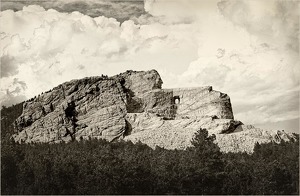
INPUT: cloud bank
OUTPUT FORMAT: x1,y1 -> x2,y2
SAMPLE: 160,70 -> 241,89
0,0 -> 299,132
143,0 -> 299,127
1,0 -> 145,22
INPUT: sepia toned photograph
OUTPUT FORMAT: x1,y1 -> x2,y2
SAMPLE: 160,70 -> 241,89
0,0 -> 299,195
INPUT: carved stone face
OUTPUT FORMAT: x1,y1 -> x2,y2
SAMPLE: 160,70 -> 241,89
155,77 -> 163,89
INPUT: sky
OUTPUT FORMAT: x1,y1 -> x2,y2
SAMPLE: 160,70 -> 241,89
0,0 -> 299,133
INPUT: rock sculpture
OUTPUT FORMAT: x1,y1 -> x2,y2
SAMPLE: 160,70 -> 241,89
12,70 -> 295,153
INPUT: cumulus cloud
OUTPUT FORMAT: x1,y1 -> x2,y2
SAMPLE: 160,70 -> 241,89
143,0 -> 299,126
0,78 -> 27,107
0,0 -> 299,131
1,55 -> 18,77
0,5 -> 197,103
217,0 -> 299,53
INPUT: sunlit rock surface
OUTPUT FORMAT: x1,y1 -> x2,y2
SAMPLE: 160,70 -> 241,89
12,70 -> 295,153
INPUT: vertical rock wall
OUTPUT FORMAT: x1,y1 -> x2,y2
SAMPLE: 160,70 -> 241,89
171,87 -> 234,119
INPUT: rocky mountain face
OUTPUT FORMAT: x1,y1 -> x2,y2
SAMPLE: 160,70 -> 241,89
12,70 -> 295,153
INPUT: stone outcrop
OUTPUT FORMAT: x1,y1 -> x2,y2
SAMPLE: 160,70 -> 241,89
14,76 -> 128,143
12,70 -> 295,153
124,114 -> 293,153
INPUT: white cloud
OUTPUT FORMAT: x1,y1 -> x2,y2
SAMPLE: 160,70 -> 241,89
0,5 -> 198,104
143,0 -> 299,125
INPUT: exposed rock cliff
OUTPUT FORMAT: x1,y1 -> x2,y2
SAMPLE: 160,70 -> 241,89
12,70 -> 295,153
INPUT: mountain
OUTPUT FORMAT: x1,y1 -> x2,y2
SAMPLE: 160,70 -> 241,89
11,70 -> 295,153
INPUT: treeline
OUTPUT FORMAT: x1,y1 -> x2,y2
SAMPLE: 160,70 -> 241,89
1,102 -> 23,142
1,128 -> 299,195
